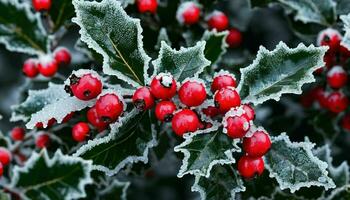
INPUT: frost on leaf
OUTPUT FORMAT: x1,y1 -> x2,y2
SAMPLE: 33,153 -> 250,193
323,185 -> 350,200
0,0 -> 49,55
99,180 -> 130,200
10,149 -> 93,200
152,41 -> 211,82
341,14 -> 350,51
74,110 -> 157,176
192,165 -> 245,200
174,126 -> 240,178
72,0 -> 151,88
201,30 -> 228,67
48,0 -> 75,32
237,42 -> 327,105
264,133 -> 335,193
155,28 -> 171,50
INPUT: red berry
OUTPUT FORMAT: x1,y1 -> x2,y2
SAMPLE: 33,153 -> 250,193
22,59 -> 39,78
226,28 -> 242,48
150,73 -> 177,100
171,109 -> 200,137
37,56 -> 58,77
207,11 -> 229,31
35,118 -> 56,129
178,80 -> 206,107
202,106 -> 220,118
214,87 -> 241,113
224,114 -> 250,139
211,74 -> 237,92
136,0 -> 157,13
0,148 -> 11,166
323,52 -> 335,69
242,104 -> 255,121
32,0 -> 51,11
72,122 -> 90,142
95,93 -> 124,123
237,155 -> 264,179
327,66 -> 348,89
177,2 -> 201,25
317,28 -> 342,53
54,47 -> 71,67
155,100 -> 177,122
70,74 -> 103,101
11,127 -> 25,141
314,87 -> 329,109
133,87 -> 155,110
36,134 -> 50,149
243,130 -> 271,157
0,162 -> 3,177
327,91 -> 349,113
340,45 -> 350,58
62,112 -> 74,123
87,106 -> 108,131
342,114 -> 350,131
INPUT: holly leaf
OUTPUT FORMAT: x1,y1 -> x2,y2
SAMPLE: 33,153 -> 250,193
201,30 -> 228,67
155,28 -> 171,51
72,0 -> 151,87
74,110 -> 157,176
324,185 -> 350,200
341,14 -> 350,51
10,149 -> 93,200
237,42 -> 327,105
99,180 -> 130,200
174,126 -> 240,178
335,0 -> 350,15
152,41 -> 211,82
264,133 -> 335,193
117,0 -> 135,8
0,0 -> 49,55
192,165 -> 245,200
48,0 -> 75,32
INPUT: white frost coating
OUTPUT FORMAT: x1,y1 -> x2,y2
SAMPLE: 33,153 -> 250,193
265,133 -> 336,193
38,54 -> 54,64
317,28 -> 342,46
176,2 -> 200,24
64,69 -> 102,86
72,0 -> 151,88
201,29 -> 229,67
10,149 -> 93,200
237,42 -> 328,106
326,65 -> 346,77
244,125 -> 268,138
213,69 -> 236,81
156,72 -> 174,87
341,14 -> 350,51
205,10 -> 225,21
155,27 -> 171,51
99,179 -> 130,200
321,185 -> 350,200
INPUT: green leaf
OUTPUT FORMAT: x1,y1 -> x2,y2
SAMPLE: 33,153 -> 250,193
72,0 -> 151,87
48,0 -> 75,32
0,0 -> 49,54
155,28 -> 171,50
74,110 -> 157,176
152,41 -> 211,82
116,0 -> 135,8
0,191 -> 10,200
10,150 -> 93,200
174,126 -> 240,178
335,0 -> 350,15
99,180 -> 130,200
341,14 -> 350,52
192,165 -> 245,200
237,42 -> 327,105
324,185 -> 350,200
201,30 -> 228,67
264,133 -> 335,193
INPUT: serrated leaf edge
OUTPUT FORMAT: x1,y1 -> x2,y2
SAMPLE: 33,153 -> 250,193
341,14 -> 350,51
99,179 -> 130,200
201,29 -> 229,67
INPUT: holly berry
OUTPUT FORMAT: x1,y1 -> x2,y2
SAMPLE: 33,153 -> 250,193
317,28 -> 342,53
95,93 -> 124,123
150,73 -> 177,100
62,112 -> 74,123
211,74 -> 237,92
171,109 -> 200,137
340,45 -> 350,58
242,104 -> 255,121
70,74 -> 103,101
0,162 -> 3,177
72,122 -> 90,142
327,66 -> 348,89
327,91 -> 349,113
243,130 -> 271,157
237,155 -> 264,179
202,106 -> 220,118
0,147 -> 11,166
214,87 -> 241,113
22,58 -> 39,78
133,87 -> 155,110
315,87 -> 329,109
224,114 -> 250,139
136,0 -> 157,14
177,2 -> 201,25
155,100 -> 176,122
226,28 -> 242,48
178,80 -> 206,107
342,114 -> 350,131
11,127 -> 25,141
207,11 -> 229,31
35,118 -> 56,129
54,47 -> 71,67
32,0 -> 51,11
36,134 -> 50,149
87,106 -> 108,131
37,56 -> 58,77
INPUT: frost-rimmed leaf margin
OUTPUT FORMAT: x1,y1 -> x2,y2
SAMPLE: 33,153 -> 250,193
10,149 -> 93,200
201,29 -> 229,67
265,133 -> 336,193
99,179 -> 130,200
340,14 -> 350,51
72,0 -> 151,88
237,42 -> 328,105
155,27 -> 171,50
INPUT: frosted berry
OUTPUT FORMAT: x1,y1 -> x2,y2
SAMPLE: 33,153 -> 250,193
224,114 -> 250,139
11,127 -> 25,141
32,0 -> 51,11
315,87 -> 329,109
87,106 -> 108,131
237,155 -> 264,179
207,11 -> 229,31
342,114 -> 350,131
214,87 -> 241,113
54,47 -> 71,67
340,45 -> 350,58
150,73 -> 177,100
202,106 -> 219,118
0,162 -> 3,177
95,93 -> 124,123
172,109 -> 200,137
72,122 -> 90,142
243,130 -> 271,157
35,118 -> 56,129
37,56 -> 58,77
327,66 -> 348,89
242,104 -> 255,121
69,74 -> 103,101
136,0 -> 157,13
36,134 -> 50,149
177,2 -> 201,25
317,28 -> 342,53
327,91 -> 349,113
0,147 -> 11,166
133,87 -> 155,110
178,80 -> 206,107
62,112 -> 74,123
22,58 -> 39,78
155,100 -> 176,122
211,74 -> 237,92
226,28 -> 242,48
